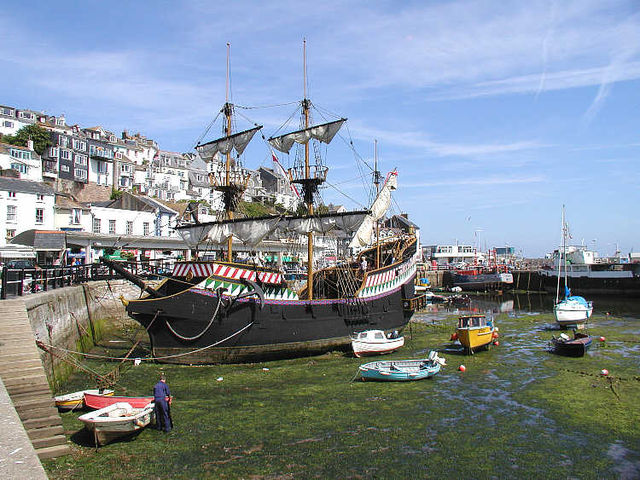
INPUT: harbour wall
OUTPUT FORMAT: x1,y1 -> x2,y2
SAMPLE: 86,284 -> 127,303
22,280 -> 142,387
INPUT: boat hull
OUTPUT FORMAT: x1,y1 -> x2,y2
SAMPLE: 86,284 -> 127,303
554,301 -> 593,326
352,336 -> 405,358
359,359 -> 441,381
456,326 -> 494,353
54,389 -> 113,410
78,402 -> 155,446
126,276 -> 415,364
551,336 -> 592,357
84,393 -> 153,410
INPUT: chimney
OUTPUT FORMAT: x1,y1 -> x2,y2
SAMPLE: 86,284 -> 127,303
401,212 -> 408,219
27,139 -> 34,151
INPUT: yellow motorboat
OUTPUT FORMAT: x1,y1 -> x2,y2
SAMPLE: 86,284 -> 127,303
54,389 -> 114,411
454,315 -> 498,354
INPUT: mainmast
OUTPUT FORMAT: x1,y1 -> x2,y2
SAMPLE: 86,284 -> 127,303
374,140 -> 381,269
303,39 -> 315,300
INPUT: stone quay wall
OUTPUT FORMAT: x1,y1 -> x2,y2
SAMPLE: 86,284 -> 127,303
22,280 -> 142,387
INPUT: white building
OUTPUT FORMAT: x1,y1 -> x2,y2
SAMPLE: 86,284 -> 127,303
0,141 -> 42,181
54,193 -> 92,233
0,177 -> 55,247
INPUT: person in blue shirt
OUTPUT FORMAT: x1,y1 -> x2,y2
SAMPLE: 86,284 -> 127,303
153,374 -> 172,432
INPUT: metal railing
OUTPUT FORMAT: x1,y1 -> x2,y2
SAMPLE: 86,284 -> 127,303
0,259 -> 177,299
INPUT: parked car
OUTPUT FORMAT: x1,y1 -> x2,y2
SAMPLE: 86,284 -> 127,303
4,259 -> 39,269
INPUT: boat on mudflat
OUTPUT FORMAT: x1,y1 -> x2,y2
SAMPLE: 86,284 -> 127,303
351,330 -> 404,358
105,44 -> 421,365
78,402 -> 155,446
553,207 -> 593,327
84,392 -> 153,410
54,389 -> 114,411
358,351 -> 445,381
453,314 -> 498,354
550,331 -> 592,357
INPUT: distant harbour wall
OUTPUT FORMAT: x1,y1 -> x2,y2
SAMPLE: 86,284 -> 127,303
22,280 -> 141,387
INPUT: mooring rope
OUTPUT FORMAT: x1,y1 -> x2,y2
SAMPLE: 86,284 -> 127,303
164,294 -> 224,341
35,321 -> 255,362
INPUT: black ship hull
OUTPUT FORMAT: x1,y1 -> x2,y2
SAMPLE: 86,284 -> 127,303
534,272 -> 640,297
126,275 -> 416,364
449,272 -> 514,292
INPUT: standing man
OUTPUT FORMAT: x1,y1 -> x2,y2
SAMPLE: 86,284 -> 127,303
153,374 -> 172,433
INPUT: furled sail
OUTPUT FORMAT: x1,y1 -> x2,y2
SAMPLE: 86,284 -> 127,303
279,210 -> 369,235
196,126 -> 263,161
268,119 -> 346,154
349,171 -> 398,248
176,215 -> 281,248
176,211 -> 369,248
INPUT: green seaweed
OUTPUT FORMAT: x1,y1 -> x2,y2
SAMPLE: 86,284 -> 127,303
43,304 -> 640,479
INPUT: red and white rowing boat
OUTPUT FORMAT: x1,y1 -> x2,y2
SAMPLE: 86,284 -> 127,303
84,392 -> 153,410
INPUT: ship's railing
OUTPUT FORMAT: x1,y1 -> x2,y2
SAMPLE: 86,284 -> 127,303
0,259 -> 177,299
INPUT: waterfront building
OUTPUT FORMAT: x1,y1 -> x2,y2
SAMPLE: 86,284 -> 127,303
54,193 -> 92,233
84,127 -> 115,188
257,166 -> 300,211
426,243 -> 485,266
0,177 -> 55,247
0,141 -> 43,181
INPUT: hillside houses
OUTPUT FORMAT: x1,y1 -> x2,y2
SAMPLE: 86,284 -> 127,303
0,104 -> 303,263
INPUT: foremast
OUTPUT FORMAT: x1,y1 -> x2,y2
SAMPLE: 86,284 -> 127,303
195,43 -> 262,262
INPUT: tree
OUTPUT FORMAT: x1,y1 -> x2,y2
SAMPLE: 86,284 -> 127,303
2,124 -> 52,155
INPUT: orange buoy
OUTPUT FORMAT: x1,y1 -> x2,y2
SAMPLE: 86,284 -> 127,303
493,340 -> 499,346
459,365 -> 466,372
601,369 -> 609,376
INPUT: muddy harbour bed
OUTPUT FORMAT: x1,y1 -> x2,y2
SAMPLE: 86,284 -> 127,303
43,294 -> 640,479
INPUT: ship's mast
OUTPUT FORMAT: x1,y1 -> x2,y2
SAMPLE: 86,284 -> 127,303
374,140 -> 381,269
303,39 -> 315,300
224,43 -> 234,261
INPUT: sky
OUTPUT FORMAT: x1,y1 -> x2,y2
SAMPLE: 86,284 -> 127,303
2,0 -> 639,258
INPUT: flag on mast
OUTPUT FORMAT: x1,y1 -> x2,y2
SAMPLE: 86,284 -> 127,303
271,151 -> 300,198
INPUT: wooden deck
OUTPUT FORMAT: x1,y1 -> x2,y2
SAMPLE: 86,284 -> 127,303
0,299 -> 70,460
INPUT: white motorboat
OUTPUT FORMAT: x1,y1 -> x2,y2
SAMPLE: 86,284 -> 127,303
553,206 -> 593,327
78,402 -> 155,446
351,330 -> 404,358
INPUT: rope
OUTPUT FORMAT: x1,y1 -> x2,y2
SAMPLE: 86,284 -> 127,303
164,292 -> 223,341
35,321 -> 255,362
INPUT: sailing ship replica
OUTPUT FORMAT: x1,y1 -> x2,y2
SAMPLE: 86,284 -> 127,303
104,44 -> 421,364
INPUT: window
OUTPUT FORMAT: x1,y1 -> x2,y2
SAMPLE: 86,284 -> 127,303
121,164 -> 131,173
2,107 -> 13,115
97,162 -> 108,174
36,194 -> 44,201
58,136 -> 69,148
143,222 -> 150,235
35,208 -> 44,224
75,154 -> 88,166
10,163 -> 28,174
6,205 -> 17,222
3,120 -> 13,128
49,147 -> 59,158
109,219 -> 116,234
60,165 -> 70,173
70,208 -> 81,224
60,149 -> 70,160
115,151 -> 123,159
73,139 -> 86,151
10,149 -> 31,160
74,169 -> 87,180
6,229 -> 16,240
92,218 -> 101,233
8,191 -> 16,198
19,111 -> 34,120
126,221 -> 133,235
56,118 -> 65,126
89,145 -> 97,155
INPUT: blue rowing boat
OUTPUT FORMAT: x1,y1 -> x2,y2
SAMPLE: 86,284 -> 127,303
358,351 -> 445,381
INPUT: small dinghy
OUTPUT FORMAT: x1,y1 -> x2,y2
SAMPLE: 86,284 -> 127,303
551,331 -> 592,357
54,389 -> 114,411
78,402 -> 155,446
351,329 -> 404,358
84,392 -> 153,410
358,351 -> 446,381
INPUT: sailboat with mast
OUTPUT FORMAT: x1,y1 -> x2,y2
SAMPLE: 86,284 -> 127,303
103,43 -> 421,364
554,206 -> 593,327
